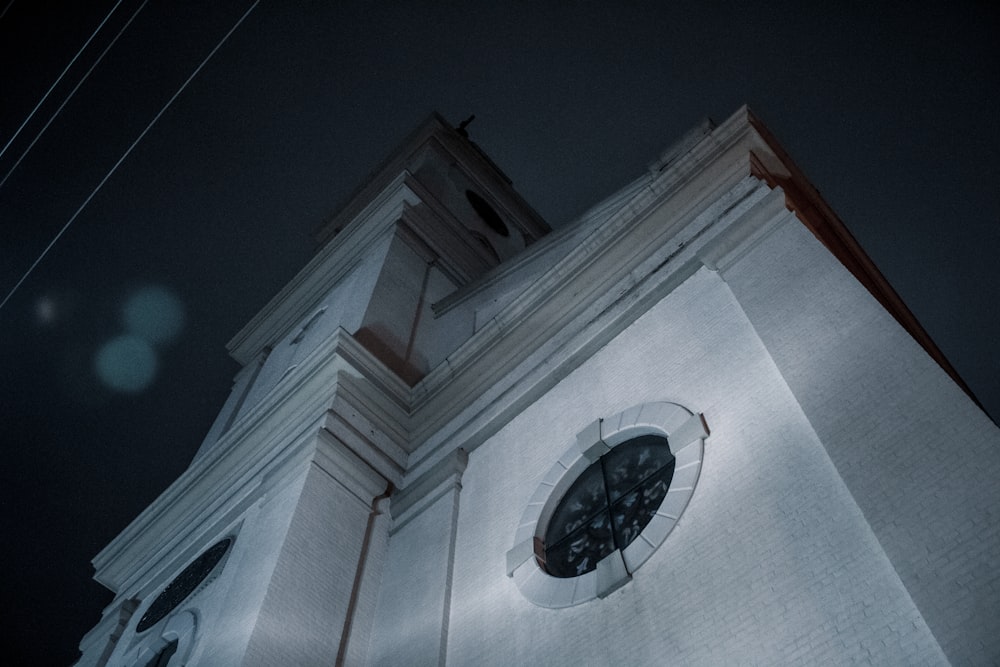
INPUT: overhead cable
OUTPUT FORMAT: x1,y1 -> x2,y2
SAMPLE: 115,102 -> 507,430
0,0 -> 262,313
0,0 -> 151,190
0,0 -> 125,162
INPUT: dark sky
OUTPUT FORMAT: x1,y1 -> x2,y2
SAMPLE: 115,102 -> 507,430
1,1 -> 997,664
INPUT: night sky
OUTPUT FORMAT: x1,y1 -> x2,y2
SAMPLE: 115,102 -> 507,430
2,2 -> 997,664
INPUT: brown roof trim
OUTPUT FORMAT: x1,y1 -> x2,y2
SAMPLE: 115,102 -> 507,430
746,112 -> 984,413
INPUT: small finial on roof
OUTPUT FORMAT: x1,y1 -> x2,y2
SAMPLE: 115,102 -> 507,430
456,114 -> 476,138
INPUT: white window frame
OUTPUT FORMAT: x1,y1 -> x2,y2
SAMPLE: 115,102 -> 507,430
506,402 -> 708,608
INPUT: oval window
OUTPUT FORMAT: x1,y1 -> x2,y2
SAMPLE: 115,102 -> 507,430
542,434 -> 675,578
465,190 -> 510,237
137,538 -> 232,632
507,403 -> 708,608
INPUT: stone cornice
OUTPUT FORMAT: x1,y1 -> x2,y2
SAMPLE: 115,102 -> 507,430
388,447 -> 467,532
313,429 -> 390,505
430,209 -> 599,317
322,375 -> 410,487
393,104 -> 979,485
314,114 -> 455,247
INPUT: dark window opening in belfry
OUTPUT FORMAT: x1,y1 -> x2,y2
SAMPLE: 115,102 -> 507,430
465,190 -> 510,237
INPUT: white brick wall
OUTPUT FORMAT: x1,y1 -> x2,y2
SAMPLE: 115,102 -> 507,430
725,220 -> 1000,665
369,481 -> 462,666
444,268 -> 948,666
242,463 -> 371,666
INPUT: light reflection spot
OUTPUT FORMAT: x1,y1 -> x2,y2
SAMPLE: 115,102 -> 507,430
35,296 -> 58,324
123,285 -> 185,344
94,335 -> 157,392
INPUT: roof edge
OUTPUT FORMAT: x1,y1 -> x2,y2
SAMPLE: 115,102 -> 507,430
745,107 -> 986,415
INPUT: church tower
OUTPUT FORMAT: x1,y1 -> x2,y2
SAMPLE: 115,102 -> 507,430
75,114 -> 549,665
76,109 -> 1000,666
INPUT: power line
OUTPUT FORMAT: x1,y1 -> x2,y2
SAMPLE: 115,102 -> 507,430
0,0 -> 125,162
0,0 -> 151,191
0,0 -> 262,313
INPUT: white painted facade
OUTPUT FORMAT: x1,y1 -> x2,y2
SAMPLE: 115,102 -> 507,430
76,108 -> 1000,666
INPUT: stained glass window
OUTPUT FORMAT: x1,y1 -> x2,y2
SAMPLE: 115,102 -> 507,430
542,435 -> 674,578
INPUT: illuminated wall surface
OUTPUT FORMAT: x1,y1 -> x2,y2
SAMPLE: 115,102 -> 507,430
75,109 -> 1000,666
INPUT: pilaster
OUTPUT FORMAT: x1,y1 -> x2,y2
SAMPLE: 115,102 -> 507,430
242,430 -> 390,666
368,448 -> 468,665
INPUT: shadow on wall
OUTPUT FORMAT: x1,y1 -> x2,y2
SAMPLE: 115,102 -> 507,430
354,325 -> 428,386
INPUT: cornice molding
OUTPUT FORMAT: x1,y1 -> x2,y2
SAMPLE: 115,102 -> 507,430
313,429 -> 390,505
322,378 -> 410,487
388,447 -> 467,533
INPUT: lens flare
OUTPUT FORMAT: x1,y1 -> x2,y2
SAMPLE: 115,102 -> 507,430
123,285 -> 185,344
35,296 -> 57,325
94,335 -> 157,392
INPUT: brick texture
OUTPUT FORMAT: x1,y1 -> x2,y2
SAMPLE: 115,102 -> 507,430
726,220 -> 1000,665
446,268 -> 949,666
